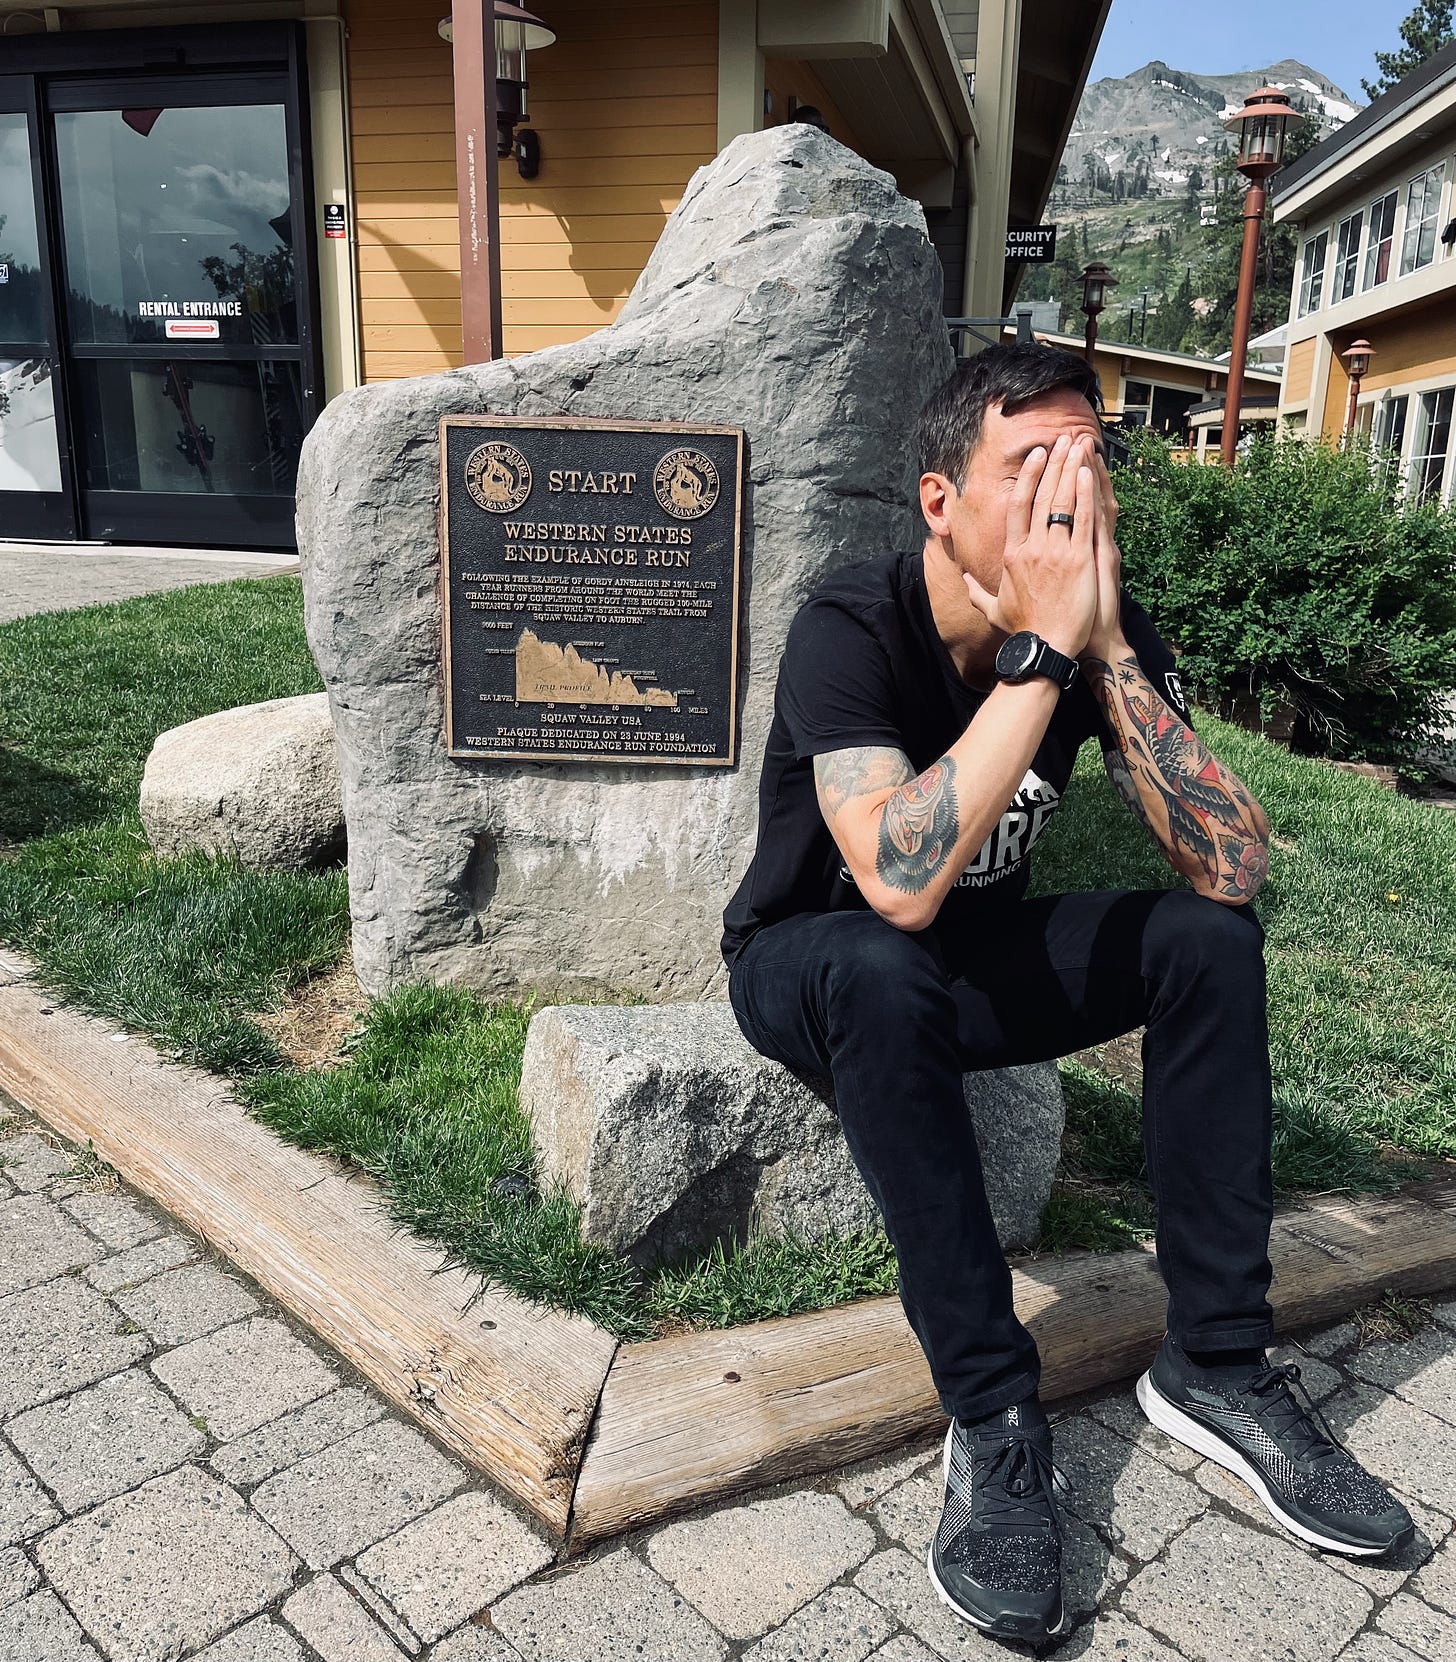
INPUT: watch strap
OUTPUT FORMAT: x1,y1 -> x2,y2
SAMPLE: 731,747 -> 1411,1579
1028,637 -> 1079,691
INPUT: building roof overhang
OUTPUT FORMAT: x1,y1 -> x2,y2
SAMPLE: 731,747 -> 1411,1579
1272,39 -> 1456,224
1004,0 -> 1114,306
1187,396 -> 1281,425
1002,327 -> 1284,384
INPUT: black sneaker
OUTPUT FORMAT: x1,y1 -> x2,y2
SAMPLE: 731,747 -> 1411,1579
1137,1335 -> 1415,1556
926,1397 -> 1071,1642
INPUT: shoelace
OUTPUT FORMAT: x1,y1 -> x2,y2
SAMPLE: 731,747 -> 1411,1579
973,1428 -> 1071,1532
1246,1360 -> 1350,1466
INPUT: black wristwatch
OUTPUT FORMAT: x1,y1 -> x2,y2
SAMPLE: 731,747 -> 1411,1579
994,631 -> 1079,691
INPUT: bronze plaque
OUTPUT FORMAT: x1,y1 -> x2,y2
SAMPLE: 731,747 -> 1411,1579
439,416 -> 744,765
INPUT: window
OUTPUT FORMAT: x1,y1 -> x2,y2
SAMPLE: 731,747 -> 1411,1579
1372,394 -> 1409,485
1400,163 -> 1447,275
1297,230 -> 1328,316
1408,388 -> 1453,504
1333,210 -> 1363,302
1116,379 -> 1199,437
1373,395 -> 1408,454
1150,385 -> 1199,435
1120,378 -> 1152,426
1363,190 -> 1398,289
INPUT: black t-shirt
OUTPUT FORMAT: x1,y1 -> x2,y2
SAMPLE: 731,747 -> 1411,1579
720,549 -> 1188,968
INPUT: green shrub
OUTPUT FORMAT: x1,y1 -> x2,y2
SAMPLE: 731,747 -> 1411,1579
1112,429 -> 1456,759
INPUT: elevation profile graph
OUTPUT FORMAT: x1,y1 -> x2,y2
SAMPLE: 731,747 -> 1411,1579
514,628 -> 679,708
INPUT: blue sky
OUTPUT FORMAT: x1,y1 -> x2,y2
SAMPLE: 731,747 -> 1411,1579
1089,1 -> 1412,104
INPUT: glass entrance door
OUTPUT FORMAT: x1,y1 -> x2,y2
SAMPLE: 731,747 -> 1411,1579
0,79 -> 76,541
48,73 -> 313,547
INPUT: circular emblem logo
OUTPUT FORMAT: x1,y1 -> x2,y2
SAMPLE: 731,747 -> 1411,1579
653,447 -> 720,520
464,441 -> 532,513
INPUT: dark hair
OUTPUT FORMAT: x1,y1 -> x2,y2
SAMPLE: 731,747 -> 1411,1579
916,343 -> 1104,486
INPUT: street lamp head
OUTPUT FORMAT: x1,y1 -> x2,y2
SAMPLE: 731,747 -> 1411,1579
439,3 -> 557,159
1080,261 -> 1117,316
1341,339 -> 1375,380
1224,86 -> 1301,180
439,2 -> 556,48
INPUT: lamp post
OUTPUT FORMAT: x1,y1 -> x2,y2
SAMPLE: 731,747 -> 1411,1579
1220,86 -> 1302,466
1139,284 -> 1154,345
1080,261 -> 1116,365
1341,339 -> 1375,440
442,1 -> 556,363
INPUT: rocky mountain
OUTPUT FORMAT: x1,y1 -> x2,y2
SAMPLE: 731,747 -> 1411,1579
1062,58 -> 1360,198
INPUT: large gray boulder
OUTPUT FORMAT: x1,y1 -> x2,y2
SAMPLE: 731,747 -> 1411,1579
520,1003 -> 1066,1265
296,125 -> 953,1001
139,692 -> 344,871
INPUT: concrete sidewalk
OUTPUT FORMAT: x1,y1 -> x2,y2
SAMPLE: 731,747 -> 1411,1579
2,1107 -> 1453,1662
0,542 -> 299,625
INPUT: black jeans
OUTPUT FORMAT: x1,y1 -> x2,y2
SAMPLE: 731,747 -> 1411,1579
727,889 -> 1276,1423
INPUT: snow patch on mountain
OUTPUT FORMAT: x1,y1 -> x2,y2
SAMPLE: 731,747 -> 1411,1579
1064,57 -> 1360,205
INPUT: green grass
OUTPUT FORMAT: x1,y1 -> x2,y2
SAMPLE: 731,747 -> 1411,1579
1,582 -> 1451,1339
0,579 -> 350,1071
1030,724 -> 1456,1193
243,983 -> 902,1342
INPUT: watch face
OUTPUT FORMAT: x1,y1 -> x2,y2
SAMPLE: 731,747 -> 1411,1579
997,632 -> 1040,680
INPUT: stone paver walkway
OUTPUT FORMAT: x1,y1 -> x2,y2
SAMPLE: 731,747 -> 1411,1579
3,1105 -> 1454,1662
0,543 -> 299,624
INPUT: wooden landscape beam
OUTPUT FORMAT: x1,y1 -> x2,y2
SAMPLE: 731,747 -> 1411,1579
568,1178 -> 1456,1548
2,947 -> 1453,1555
0,957 -> 615,1536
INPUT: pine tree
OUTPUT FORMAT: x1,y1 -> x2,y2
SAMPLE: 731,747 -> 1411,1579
1147,268 -> 1196,352
1362,1 -> 1454,99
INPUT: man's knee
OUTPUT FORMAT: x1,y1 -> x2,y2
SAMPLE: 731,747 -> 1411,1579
827,912 -> 950,1007
1147,889 -> 1265,978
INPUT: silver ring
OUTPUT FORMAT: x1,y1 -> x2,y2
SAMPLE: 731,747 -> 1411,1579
1047,512 -> 1075,530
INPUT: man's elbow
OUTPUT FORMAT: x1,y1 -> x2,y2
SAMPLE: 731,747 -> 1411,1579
862,880 -> 938,933
1192,836 -> 1270,906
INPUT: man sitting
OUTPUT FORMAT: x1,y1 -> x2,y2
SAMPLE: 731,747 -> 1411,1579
720,343 -> 1413,1643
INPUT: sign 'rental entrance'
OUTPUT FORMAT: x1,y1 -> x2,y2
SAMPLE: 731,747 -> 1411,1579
439,416 -> 744,764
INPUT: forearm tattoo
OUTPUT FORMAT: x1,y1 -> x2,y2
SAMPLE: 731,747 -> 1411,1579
1083,654 -> 1270,901
875,758 -> 960,893
813,746 -> 960,895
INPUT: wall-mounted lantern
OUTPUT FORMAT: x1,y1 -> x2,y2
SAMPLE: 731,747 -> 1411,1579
439,2 -> 556,176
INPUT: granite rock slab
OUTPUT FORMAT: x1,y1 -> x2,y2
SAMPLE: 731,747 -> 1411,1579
139,692 -> 344,872
296,125 -> 952,1001
522,1002 -> 1064,1257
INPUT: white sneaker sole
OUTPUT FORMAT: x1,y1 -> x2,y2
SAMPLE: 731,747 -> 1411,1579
923,1423 -> 1070,1640
1135,1370 -> 1395,1557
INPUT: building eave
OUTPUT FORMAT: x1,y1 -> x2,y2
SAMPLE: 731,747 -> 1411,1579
1005,327 -> 1284,385
1006,0 -> 1113,233
1272,39 -> 1456,223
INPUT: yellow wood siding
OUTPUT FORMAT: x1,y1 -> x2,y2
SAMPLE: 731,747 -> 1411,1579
1355,306 -> 1456,389
1322,349 -> 1350,437
344,0 -> 717,378
1092,350 -> 1212,413
1285,337 -> 1317,407
1312,302 -> 1456,437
